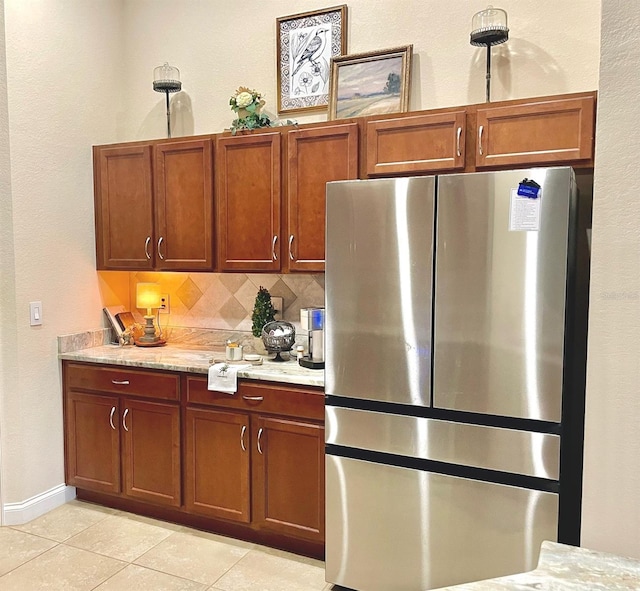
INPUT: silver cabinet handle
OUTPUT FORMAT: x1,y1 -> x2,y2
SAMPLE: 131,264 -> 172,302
122,408 -> 129,432
257,427 -> 264,454
144,236 -> 151,260
456,126 -> 462,157
288,235 -> 295,261
478,125 -> 484,156
241,425 -> 247,452
109,406 -> 116,430
157,236 -> 165,260
242,395 -> 264,402
111,379 -> 130,385
271,235 -> 278,261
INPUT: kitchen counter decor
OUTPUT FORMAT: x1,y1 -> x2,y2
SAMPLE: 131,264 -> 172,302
261,320 -> 295,361
229,86 -> 273,134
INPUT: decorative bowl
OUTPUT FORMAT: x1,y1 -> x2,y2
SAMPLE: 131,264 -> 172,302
261,321 -> 296,361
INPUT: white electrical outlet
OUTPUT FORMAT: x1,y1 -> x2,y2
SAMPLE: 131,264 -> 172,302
159,294 -> 170,314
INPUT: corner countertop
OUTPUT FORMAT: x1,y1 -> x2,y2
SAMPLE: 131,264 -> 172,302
59,344 -> 325,389
437,541 -> 640,590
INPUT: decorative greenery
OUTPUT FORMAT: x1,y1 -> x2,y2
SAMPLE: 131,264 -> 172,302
229,86 -> 273,134
251,286 -> 277,337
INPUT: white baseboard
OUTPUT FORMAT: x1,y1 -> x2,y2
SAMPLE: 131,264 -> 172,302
2,484 -> 76,526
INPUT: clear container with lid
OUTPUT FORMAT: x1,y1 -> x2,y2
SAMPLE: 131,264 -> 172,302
470,5 -> 509,46
153,62 -> 182,92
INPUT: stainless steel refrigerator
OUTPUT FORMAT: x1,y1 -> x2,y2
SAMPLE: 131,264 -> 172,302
324,168 -> 589,591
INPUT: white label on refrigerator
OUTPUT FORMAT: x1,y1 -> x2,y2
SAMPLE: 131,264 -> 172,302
509,188 -> 541,231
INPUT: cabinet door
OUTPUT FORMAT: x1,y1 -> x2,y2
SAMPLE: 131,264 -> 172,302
94,144 -> 154,270
185,407 -> 251,522
365,111 -> 466,176
253,416 -> 325,542
476,95 -> 595,168
154,139 -> 214,270
216,132 -> 281,271
122,399 -> 181,507
287,123 -> 359,272
65,391 -> 120,494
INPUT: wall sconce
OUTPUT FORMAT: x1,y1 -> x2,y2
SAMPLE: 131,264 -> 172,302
136,282 -> 165,346
470,5 -> 509,102
153,62 -> 182,138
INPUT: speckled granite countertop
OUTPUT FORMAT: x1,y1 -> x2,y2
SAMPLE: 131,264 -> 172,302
437,541 -> 640,590
59,344 -> 325,388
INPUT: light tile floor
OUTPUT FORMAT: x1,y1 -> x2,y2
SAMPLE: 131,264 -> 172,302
0,499 -> 335,591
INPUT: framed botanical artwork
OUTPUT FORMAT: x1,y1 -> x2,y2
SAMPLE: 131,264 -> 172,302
277,5 -> 347,115
328,45 -> 413,120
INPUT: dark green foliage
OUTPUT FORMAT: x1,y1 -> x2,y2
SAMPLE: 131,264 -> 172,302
251,286 -> 276,337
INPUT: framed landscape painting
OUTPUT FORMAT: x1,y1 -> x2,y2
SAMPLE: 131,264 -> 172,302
329,45 -> 413,120
277,5 -> 347,115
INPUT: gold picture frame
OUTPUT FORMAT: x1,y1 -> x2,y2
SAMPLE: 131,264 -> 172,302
328,45 -> 413,120
276,5 -> 348,115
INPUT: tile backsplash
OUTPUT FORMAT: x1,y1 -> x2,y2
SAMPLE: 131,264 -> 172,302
98,271 -> 325,335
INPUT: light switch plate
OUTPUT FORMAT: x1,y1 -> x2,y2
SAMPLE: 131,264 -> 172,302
30,301 -> 42,326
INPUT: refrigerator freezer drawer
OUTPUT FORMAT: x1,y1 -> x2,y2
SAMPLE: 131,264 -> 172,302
326,406 -> 560,480
326,454 -> 559,591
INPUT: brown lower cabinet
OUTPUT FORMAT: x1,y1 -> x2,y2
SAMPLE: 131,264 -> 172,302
63,361 -> 325,558
64,363 -> 181,508
184,377 -> 325,544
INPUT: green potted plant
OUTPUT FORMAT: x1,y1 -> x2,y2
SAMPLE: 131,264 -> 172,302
251,286 -> 276,354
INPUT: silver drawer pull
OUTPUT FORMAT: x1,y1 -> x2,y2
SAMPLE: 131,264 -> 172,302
272,235 -> 278,261
144,236 -> 151,260
123,408 -> 129,432
111,380 -> 130,385
456,126 -> 462,157
157,236 -> 165,260
257,427 -> 264,454
241,425 -> 247,451
109,406 -> 116,430
242,395 -> 264,402
478,125 -> 484,156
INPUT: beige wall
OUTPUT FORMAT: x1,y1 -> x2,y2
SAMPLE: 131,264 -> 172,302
0,0 -> 124,505
116,0 -> 600,140
0,0 -> 15,513
581,0 -> 640,557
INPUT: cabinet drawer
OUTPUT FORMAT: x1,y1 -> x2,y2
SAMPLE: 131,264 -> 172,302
366,111 -> 466,176
475,95 -> 595,168
65,362 -> 180,401
186,376 -> 324,421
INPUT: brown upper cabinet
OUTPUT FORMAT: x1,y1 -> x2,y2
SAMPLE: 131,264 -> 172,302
94,138 -> 214,271
475,94 -> 596,168
363,91 -> 595,176
94,144 -> 154,270
93,91 -> 595,273
365,111 -> 466,176
286,123 -> 359,272
216,132 -> 282,272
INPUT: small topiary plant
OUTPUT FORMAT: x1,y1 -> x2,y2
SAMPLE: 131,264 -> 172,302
251,286 -> 277,337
